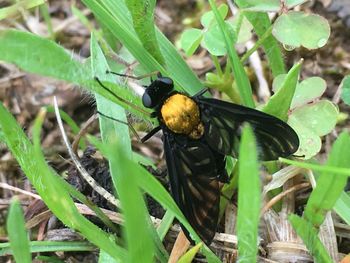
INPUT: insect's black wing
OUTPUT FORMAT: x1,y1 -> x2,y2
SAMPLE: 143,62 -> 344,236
163,131 -> 222,244
197,97 -> 299,161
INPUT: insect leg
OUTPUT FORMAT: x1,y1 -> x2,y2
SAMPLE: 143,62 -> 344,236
106,70 -> 160,80
193,88 -> 209,98
141,126 -> 162,143
97,110 -> 141,142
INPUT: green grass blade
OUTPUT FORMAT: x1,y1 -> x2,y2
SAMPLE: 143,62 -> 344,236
0,29 -> 90,83
103,140 -> 155,263
83,0 -> 203,95
0,104 -> 126,260
334,192 -> 350,225
177,243 -> 203,263
236,125 -> 260,262
0,241 -> 96,256
98,250 -> 118,263
90,32 -> 131,153
0,29 -> 148,120
6,198 -> 31,263
0,0 -> 45,20
262,60 -> 302,121
208,0 -> 254,107
125,0 -> 165,65
305,132 -> 350,227
157,211 -> 175,241
89,136 -> 221,262
289,214 -> 333,262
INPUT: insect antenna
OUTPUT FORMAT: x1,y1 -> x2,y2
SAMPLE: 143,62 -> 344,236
97,110 -> 141,142
106,70 -> 160,80
94,77 -> 150,116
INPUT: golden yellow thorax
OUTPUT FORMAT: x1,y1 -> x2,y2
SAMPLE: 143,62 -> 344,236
160,94 -> 204,139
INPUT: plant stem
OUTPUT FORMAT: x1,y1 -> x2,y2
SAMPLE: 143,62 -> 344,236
241,25 -> 273,63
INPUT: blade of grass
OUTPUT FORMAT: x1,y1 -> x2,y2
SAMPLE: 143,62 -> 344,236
0,29 -> 149,120
0,241 -> 96,256
262,60 -> 302,121
83,0 -> 203,95
289,214 -> 333,262
0,103 -> 126,260
100,140 -> 156,263
305,132 -> 350,227
125,0 -> 165,65
236,125 -> 260,262
208,0 -> 255,108
90,32 -> 131,154
0,0 -> 45,20
39,3 -> 54,40
7,198 -> 31,263
157,211 -> 175,241
177,243 -> 203,263
334,192 -> 350,225
88,136 -> 221,262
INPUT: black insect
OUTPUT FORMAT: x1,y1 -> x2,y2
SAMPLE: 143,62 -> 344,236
96,74 -> 299,245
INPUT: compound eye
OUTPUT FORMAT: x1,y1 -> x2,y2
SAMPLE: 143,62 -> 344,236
142,92 -> 153,108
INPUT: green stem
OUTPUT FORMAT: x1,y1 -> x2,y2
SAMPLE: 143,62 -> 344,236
211,54 -> 223,76
241,25 -> 273,64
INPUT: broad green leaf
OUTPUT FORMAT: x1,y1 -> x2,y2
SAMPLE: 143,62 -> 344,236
125,0 -> 165,65
273,11 -> 330,49
273,76 -> 327,109
208,0 -> 254,107
263,61 -> 301,120
177,243 -> 203,263
7,198 -> 31,263
180,28 -> 203,56
237,125 -> 260,262
305,132 -> 350,227
341,75 -> 350,106
0,0 -> 45,20
200,4 -> 228,28
289,215 -> 333,262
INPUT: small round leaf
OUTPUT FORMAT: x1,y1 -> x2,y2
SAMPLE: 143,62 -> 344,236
273,11 -> 330,49
201,4 -> 228,28
180,28 -> 203,56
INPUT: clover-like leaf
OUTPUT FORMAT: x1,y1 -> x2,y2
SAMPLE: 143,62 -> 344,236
273,11 -> 330,49
201,3 -> 228,28
231,15 -> 253,44
202,22 -> 229,56
180,28 -> 203,56
341,75 -> 350,106
273,75 -> 327,109
288,100 -> 338,159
